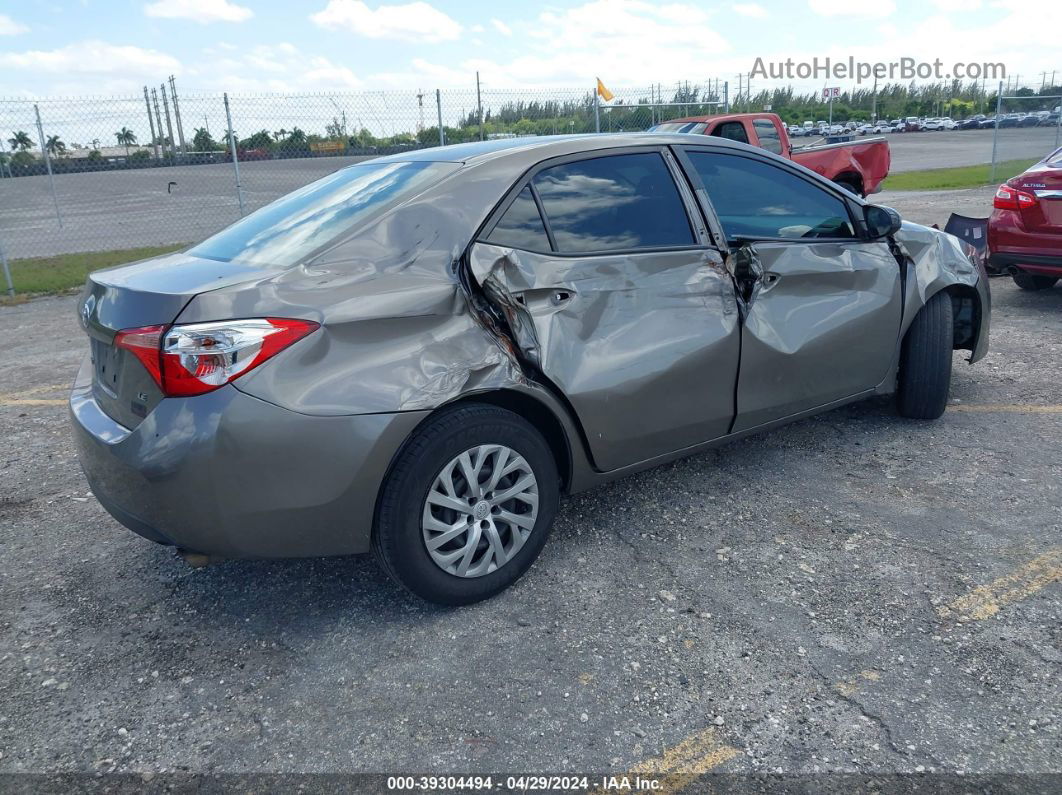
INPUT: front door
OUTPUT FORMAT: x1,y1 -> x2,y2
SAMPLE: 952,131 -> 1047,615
679,147 -> 903,431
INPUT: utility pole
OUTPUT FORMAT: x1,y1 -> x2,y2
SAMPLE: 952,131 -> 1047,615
416,89 -> 425,133
871,73 -> 878,121
168,75 -> 186,154
151,88 -> 166,156
737,73 -> 743,112
160,84 -> 176,161
144,86 -> 160,161
476,71 -> 484,141
723,80 -> 729,113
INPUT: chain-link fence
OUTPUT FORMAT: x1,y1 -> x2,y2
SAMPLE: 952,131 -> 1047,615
0,83 -> 729,271
3,78 -> 1061,284
990,83 -> 1062,184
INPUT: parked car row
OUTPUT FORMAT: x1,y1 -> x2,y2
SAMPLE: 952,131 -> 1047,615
787,110 -> 1060,138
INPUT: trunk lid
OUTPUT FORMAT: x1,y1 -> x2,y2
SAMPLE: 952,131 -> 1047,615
79,251 -> 284,429
1014,157 -> 1062,234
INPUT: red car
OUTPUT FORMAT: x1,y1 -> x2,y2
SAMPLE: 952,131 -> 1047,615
988,147 -> 1062,290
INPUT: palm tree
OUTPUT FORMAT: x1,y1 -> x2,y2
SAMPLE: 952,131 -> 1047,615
287,127 -> 307,146
115,127 -> 137,156
45,134 -> 66,157
273,128 -> 288,142
8,130 -> 33,151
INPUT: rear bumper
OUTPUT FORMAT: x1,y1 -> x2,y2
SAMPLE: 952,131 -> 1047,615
69,356 -> 428,558
988,251 -> 1062,276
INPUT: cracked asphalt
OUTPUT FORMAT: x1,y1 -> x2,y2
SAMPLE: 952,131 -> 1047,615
1,275 -> 1060,783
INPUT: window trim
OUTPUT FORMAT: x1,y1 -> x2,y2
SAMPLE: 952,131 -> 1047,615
672,145 -> 867,247
484,184 -> 555,254
477,146 -> 713,258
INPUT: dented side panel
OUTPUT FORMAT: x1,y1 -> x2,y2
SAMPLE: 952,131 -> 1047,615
893,221 -> 991,362
470,242 -> 740,472
732,240 -> 903,432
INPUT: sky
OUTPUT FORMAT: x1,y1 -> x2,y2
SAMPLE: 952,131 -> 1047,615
0,0 -> 1059,101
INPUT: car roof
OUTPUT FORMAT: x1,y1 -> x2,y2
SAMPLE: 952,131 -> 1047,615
366,132 -> 757,166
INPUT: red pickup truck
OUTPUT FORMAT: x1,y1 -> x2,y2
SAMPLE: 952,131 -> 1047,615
649,112 -> 891,197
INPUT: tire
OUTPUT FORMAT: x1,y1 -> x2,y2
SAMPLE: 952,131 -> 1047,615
1011,270 -> 1058,291
835,178 -> 863,198
897,291 -> 954,420
373,403 -> 559,605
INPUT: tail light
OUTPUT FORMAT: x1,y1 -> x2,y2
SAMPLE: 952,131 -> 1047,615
115,318 -> 319,397
994,184 -> 1038,210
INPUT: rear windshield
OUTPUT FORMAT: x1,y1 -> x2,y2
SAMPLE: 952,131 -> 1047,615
190,160 -> 459,266
649,121 -> 708,134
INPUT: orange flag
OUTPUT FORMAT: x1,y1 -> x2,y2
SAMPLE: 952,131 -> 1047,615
596,78 -> 614,102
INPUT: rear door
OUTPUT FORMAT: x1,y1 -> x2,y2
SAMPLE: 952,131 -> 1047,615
677,146 -> 903,432
469,148 -> 741,472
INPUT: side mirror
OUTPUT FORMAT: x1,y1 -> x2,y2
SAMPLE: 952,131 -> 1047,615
864,204 -> 902,239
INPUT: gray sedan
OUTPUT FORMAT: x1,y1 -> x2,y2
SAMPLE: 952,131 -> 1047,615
71,134 -> 990,604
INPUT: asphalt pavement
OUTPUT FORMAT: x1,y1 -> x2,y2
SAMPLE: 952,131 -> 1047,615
1,276 -> 1059,783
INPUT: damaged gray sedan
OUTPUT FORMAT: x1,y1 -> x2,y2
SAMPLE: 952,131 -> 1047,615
71,134 -> 990,604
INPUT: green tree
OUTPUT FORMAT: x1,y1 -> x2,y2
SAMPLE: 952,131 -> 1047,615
286,127 -> 307,146
86,149 -> 103,163
115,127 -> 137,155
239,129 -> 273,150
8,130 -> 33,151
192,127 -> 217,151
45,135 -> 66,157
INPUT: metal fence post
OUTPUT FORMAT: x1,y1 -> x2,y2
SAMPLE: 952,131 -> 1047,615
476,72 -> 484,141
224,93 -> 245,216
0,236 -> 14,296
594,87 -> 601,133
33,104 -> 63,229
436,89 -> 445,147
989,81 -> 1003,184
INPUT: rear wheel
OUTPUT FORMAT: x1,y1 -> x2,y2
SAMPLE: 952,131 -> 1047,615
373,403 -> 559,605
1011,270 -> 1058,291
897,291 -> 953,420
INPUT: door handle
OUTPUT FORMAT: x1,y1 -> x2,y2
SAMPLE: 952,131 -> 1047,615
511,287 -> 574,313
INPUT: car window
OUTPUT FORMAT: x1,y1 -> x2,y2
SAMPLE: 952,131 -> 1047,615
711,122 -> 749,144
686,151 -> 856,242
532,152 -> 694,253
190,161 -> 459,266
487,186 -> 551,251
752,119 -> 782,154
650,121 -> 708,134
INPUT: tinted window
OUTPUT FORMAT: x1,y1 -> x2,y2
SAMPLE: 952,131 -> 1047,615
190,161 -> 458,266
487,186 -> 551,251
687,151 -> 855,241
650,121 -> 708,134
753,119 -> 783,154
532,153 -> 694,253
711,122 -> 749,144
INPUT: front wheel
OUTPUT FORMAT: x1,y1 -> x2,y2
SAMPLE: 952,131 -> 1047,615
373,403 -> 559,605
897,291 -> 954,420
1011,270 -> 1058,291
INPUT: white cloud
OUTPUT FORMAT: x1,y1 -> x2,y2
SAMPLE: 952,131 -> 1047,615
187,42 -> 364,93
144,0 -> 253,23
732,3 -> 767,18
491,18 -> 512,36
0,13 -> 29,35
311,0 -> 461,43
0,40 -> 180,76
372,0 -> 730,89
807,0 -> 896,18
